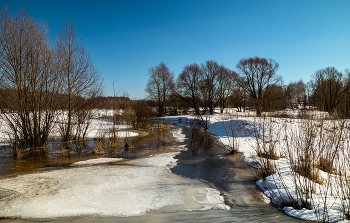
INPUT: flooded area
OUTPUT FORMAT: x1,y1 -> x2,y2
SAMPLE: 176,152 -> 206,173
0,122 -> 178,177
0,121 -> 305,223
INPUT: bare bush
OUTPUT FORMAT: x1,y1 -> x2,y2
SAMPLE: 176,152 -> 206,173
0,9 -> 61,154
56,22 -> 102,143
253,117 -> 281,179
125,101 -> 155,130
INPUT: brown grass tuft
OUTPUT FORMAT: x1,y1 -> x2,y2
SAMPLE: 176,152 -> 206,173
257,149 -> 279,160
256,159 -> 276,180
317,157 -> 334,174
293,161 -> 323,184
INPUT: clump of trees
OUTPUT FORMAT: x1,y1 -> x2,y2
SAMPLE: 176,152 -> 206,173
235,57 -> 282,116
310,67 -> 350,116
145,63 -> 175,117
146,60 -> 236,116
56,23 -> 102,142
0,9 -> 102,154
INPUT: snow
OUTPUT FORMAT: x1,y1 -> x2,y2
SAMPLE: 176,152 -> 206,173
71,158 -> 123,166
0,109 -> 136,142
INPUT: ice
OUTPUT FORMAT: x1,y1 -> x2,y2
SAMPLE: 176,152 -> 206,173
2,109 -> 349,221
0,152 -> 184,218
186,187 -> 230,211
0,151 -> 233,219
171,127 -> 186,142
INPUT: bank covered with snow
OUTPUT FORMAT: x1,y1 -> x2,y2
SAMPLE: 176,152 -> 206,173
162,111 -> 350,223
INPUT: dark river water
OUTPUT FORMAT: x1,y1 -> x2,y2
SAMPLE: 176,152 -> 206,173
0,121 -> 304,223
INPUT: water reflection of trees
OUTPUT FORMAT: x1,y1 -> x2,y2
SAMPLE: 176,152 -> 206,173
188,127 -> 213,155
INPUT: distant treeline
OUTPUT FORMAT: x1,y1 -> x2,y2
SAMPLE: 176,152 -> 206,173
94,97 -> 131,109
145,59 -> 350,117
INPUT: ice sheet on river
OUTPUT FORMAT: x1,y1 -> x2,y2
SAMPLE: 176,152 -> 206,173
0,152 -> 228,219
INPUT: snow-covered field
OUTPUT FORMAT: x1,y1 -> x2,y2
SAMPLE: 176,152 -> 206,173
162,109 -> 350,222
0,109 -> 139,143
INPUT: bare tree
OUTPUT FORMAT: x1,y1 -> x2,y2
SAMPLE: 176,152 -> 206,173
0,9 -> 62,153
200,60 -> 221,115
176,63 -> 203,115
56,22 -> 102,142
236,56 -> 280,116
145,62 -> 175,117
286,80 -> 306,109
228,86 -> 246,112
262,84 -> 287,111
217,66 -> 236,113
310,67 -> 349,115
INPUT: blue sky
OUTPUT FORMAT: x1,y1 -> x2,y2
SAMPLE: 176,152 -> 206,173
2,0 -> 350,99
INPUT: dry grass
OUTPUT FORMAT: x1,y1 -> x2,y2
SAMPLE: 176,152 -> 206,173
257,149 -> 279,160
317,157 -> 334,174
255,159 -> 276,180
293,161 -> 324,185
107,138 -> 122,153
93,135 -> 106,154
92,141 -> 105,154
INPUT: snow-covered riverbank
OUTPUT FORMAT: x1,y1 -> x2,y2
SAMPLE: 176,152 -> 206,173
162,110 -> 350,223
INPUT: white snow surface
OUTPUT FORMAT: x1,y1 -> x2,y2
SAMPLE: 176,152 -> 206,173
71,158 -> 123,166
0,152 -> 228,219
0,109 -> 134,141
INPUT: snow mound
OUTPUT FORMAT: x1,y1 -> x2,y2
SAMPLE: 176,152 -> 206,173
71,158 -> 123,166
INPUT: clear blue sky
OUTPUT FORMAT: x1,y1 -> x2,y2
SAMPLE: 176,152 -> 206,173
2,0 -> 350,99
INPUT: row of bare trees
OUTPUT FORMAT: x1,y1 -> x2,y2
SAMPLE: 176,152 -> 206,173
146,58 -> 350,118
145,61 -> 236,116
0,9 -> 102,152
146,57 -> 283,117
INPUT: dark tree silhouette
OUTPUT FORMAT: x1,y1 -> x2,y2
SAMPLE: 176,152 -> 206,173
200,60 -> 221,115
217,66 -> 236,113
310,67 -> 349,115
176,63 -> 203,115
236,56 -> 280,116
145,62 -> 175,117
